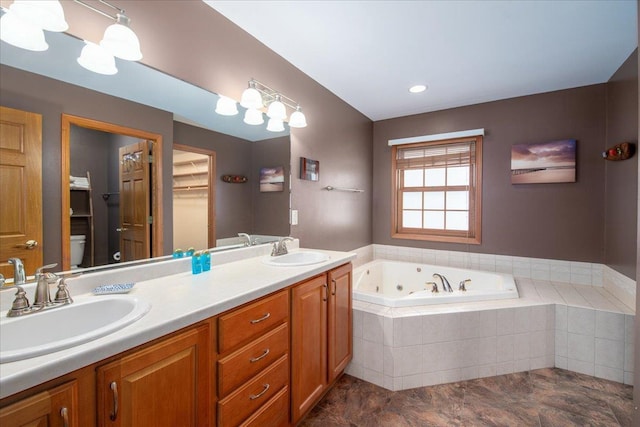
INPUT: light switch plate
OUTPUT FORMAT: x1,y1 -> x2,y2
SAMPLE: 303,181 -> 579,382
291,209 -> 299,225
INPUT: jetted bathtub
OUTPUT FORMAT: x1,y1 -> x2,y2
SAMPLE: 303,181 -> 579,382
353,259 -> 518,307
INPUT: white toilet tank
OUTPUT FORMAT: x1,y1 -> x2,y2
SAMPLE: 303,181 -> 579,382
70,235 -> 86,268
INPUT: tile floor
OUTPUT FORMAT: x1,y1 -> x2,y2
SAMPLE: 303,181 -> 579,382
299,369 -> 634,426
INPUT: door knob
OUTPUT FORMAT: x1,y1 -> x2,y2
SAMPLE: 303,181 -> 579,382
14,240 -> 38,249
116,228 -> 129,232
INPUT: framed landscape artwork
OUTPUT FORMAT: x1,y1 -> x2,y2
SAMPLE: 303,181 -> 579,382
511,139 -> 576,184
259,166 -> 285,192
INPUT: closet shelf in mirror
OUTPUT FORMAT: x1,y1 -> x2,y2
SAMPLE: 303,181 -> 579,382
173,185 -> 208,191
173,158 -> 208,167
172,172 -> 209,178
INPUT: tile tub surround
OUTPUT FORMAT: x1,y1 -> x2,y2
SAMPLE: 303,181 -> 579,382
300,369 -> 634,426
346,277 -> 634,391
353,244 -> 636,311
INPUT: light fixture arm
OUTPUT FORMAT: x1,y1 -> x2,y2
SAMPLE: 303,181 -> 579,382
73,0 -> 127,23
249,78 -> 300,110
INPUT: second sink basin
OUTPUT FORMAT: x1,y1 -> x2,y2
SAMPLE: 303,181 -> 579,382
264,251 -> 330,267
0,295 -> 151,363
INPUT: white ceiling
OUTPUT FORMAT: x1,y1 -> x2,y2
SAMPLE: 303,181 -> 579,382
206,0 -> 638,121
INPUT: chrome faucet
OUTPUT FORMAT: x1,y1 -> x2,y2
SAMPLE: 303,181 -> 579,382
238,233 -> 252,247
459,279 -> 471,292
427,281 -> 439,293
433,273 -> 453,292
271,237 -> 295,256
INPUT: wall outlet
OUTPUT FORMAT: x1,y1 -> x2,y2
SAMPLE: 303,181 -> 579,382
291,209 -> 299,225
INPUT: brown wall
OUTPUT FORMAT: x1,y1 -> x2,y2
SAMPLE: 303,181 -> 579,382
605,50 -> 639,279
251,136 -> 291,237
0,64 -> 175,266
59,0 -> 374,252
373,85 -> 607,262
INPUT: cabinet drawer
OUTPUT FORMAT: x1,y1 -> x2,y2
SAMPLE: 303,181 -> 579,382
218,290 -> 288,353
240,386 -> 289,427
218,355 -> 289,427
218,323 -> 289,398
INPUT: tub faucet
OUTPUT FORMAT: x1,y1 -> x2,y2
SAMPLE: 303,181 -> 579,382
433,273 -> 453,292
427,281 -> 439,293
238,233 -> 252,247
271,237 -> 294,256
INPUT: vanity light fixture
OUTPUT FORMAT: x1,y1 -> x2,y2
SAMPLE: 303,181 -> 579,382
238,79 -> 308,130
77,40 -> 117,75
0,0 -> 68,51
215,96 -> 239,116
243,108 -> 265,126
73,0 -> 143,61
266,118 -> 285,132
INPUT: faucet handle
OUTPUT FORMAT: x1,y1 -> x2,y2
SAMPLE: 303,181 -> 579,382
54,277 -> 74,305
35,263 -> 58,277
7,286 -> 31,317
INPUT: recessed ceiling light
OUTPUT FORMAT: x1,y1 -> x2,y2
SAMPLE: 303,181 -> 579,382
409,84 -> 427,93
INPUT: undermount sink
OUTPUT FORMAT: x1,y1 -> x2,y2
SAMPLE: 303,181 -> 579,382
0,295 -> 151,363
264,251 -> 330,267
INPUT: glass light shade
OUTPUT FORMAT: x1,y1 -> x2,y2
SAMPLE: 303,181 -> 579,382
10,0 -> 68,32
266,118 -> 285,132
100,23 -> 142,61
0,11 -> 48,51
243,108 -> 264,126
240,87 -> 263,109
215,96 -> 238,116
289,108 -> 307,128
77,41 -> 118,75
267,98 -> 287,120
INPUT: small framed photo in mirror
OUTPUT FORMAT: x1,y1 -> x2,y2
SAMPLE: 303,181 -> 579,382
259,166 -> 285,192
300,157 -> 319,181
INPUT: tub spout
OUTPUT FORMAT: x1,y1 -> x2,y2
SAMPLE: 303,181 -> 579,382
433,273 -> 453,292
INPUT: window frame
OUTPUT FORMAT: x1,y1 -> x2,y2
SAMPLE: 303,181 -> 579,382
391,135 -> 483,244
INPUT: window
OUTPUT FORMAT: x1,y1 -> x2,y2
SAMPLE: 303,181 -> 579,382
392,136 -> 482,244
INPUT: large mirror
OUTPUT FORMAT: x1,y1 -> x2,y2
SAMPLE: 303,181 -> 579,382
0,30 -> 291,275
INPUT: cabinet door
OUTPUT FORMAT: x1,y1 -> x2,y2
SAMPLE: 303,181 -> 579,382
97,324 -> 210,427
328,263 -> 353,382
291,274 -> 328,423
0,381 -> 78,427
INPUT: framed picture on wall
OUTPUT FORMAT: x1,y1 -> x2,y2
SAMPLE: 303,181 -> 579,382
300,157 -> 319,181
511,139 -> 576,184
259,166 -> 285,192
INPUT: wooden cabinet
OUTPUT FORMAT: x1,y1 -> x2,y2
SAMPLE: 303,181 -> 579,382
96,323 -> 211,427
1,262 -> 353,427
291,264 -> 353,424
0,381 -> 79,427
217,289 -> 289,427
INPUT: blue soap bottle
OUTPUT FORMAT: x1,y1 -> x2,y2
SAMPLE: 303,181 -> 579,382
201,250 -> 211,272
191,251 -> 202,275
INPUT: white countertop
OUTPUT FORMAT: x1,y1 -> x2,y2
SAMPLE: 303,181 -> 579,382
0,247 -> 356,399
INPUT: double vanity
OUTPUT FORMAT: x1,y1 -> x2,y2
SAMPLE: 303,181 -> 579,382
0,243 -> 355,426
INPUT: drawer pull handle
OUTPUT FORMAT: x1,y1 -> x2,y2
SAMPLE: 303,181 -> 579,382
249,383 -> 270,400
331,279 -> 337,295
60,407 -> 69,427
250,348 -> 270,363
250,312 -> 271,324
109,381 -> 119,421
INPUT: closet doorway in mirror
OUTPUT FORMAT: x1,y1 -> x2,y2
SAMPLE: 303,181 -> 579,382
172,144 -> 216,250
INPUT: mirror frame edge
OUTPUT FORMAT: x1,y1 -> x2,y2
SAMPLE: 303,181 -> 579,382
60,113 -> 164,270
